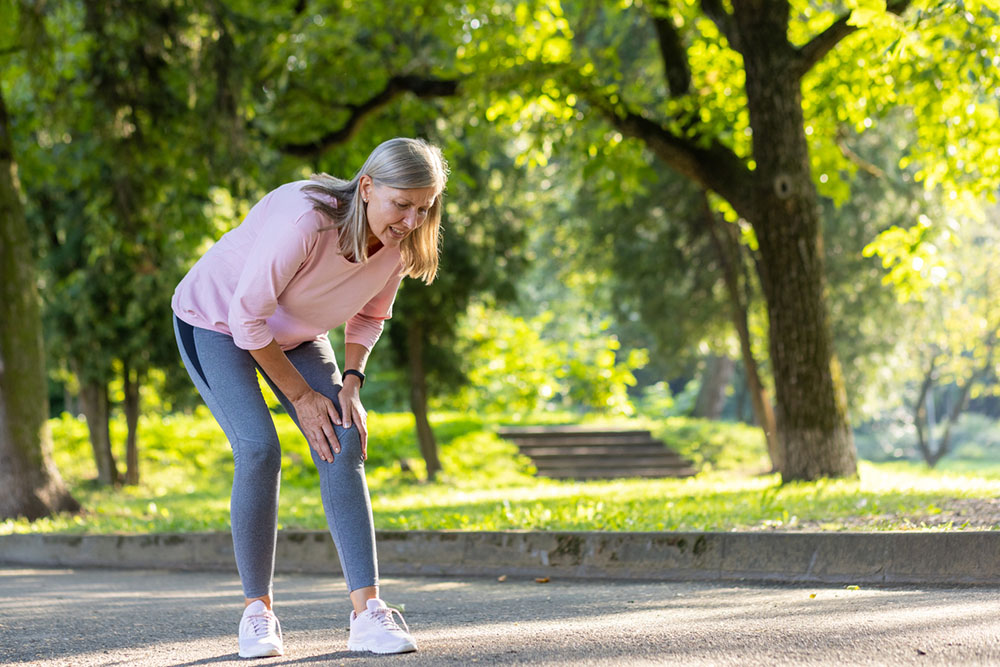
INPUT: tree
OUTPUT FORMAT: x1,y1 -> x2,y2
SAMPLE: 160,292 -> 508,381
562,1 -> 860,480
380,121 -> 530,479
460,0 -> 1000,480
866,207 -> 1000,466
504,130 -> 782,466
0,70 -> 79,520
14,0 -> 241,485
251,2 -> 528,479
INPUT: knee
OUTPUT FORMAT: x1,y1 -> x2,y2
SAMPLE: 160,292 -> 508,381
334,425 -> 363,459
234,440 -> 282,477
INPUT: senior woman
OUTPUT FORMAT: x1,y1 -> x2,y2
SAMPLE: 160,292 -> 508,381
171,137 -> 447,658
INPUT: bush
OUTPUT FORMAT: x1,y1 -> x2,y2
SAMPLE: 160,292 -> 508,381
651,416 -> 770,472
447,304 -> 647,418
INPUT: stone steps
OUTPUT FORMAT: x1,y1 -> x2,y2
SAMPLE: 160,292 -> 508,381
498,426 -> 697,480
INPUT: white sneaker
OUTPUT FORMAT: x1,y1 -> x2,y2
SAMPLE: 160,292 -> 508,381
347,598 -> 418,654
238,600 -> 284,658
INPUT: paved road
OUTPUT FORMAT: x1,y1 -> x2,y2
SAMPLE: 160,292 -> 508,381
2,566 -> 999,666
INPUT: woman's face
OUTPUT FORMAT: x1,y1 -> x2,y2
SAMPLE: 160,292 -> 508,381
360,176 -> 438,250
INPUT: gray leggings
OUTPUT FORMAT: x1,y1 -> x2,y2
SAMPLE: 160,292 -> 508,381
173,315 -> 378,599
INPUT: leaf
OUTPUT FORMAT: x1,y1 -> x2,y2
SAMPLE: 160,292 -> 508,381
848,8 -> 885,27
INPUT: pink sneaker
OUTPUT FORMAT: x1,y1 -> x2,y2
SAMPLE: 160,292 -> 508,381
347,598 -> 417,654
238,600 -> 284,658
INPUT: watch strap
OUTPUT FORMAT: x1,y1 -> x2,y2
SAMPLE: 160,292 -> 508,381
343,369 -> 366,388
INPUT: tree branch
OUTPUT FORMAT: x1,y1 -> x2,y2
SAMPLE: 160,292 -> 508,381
278,74 -> 459,156
793,0 -> 911,79
650,6 -> 691,97
582,90 -> 753,217
835,127 -> 886,179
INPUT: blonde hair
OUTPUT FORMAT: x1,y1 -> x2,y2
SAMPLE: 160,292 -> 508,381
302,137 -> 449,284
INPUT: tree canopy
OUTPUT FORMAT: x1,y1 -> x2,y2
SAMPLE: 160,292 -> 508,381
2,0 -> 999,510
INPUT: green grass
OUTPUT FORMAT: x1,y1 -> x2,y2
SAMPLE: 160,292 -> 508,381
3,409 -> 999,535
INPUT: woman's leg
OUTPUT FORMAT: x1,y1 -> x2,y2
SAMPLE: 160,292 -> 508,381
262,339 -> 379,604
259,337 -> 414,654
173,316 -> 282,603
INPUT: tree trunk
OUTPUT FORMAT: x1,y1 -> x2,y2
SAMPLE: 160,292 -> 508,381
734,4 -> 857,481
916,330 -> 997,467
913,357 -> 938,465
702,193 -> 783,472
693,355 -> 734,420
77,374 -> 119,486
0,86 -> 79,520
123,362 -> 140,486
406,323 -> 441,481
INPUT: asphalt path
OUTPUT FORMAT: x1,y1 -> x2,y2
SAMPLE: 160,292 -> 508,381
2,566 -> 999,666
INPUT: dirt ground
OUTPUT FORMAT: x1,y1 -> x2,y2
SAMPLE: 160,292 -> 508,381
757,497 -> 1000,531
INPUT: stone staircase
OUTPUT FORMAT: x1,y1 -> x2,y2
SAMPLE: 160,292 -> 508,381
497,425 -> 697,480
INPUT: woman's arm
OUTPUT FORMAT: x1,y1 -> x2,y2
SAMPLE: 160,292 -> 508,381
339,342 -> 371,458
250,340 -> 342,463
341,271 -> 403,460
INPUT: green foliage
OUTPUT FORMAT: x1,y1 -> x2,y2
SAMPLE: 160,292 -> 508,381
650,417 -> 769,473
635,381 -> 677,416
253,0 -> 463,152
6,0 -> 1000,493
0,408 -> 534,534
381,117 -> 532,407
569,158 -> 748,378
863,215 -> 953,302
8,406 -> 1000,534
43,409 -> 232,487
7,0 -> 242,417
801,0 -> 1000,203
463,0 -> 1000,435
448,303 -> 647,418
449,304 -> 563,416
433,426 -> 537,487
860,206 -> 1000,427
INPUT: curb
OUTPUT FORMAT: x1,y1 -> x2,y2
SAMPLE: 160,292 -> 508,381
2,530 -> 999,586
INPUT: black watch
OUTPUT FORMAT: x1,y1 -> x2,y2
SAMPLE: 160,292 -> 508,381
343,369 -> 366,388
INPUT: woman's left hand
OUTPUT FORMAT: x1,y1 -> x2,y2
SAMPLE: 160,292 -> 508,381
336,380 -> 368,460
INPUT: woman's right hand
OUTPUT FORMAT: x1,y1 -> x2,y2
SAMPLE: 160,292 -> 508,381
291,390 -> 342,463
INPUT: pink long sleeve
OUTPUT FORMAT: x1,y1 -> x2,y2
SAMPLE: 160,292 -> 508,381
345,270 -> 404,347
172,180 -> 404,352
227,213 -> 316,350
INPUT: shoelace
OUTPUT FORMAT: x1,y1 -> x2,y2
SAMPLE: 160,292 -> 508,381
246,610 -> 281,639
370,606 -> 410,635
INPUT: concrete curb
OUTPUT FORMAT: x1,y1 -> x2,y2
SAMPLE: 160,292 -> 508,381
2,530 -> 999,586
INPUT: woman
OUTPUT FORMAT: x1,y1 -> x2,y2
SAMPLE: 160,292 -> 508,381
171,137 -> 447,658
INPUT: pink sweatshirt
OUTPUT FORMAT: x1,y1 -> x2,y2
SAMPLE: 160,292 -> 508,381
171,180 -> 404,351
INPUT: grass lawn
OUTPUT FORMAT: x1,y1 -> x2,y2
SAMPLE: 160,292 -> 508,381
3,409 -> 999,535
